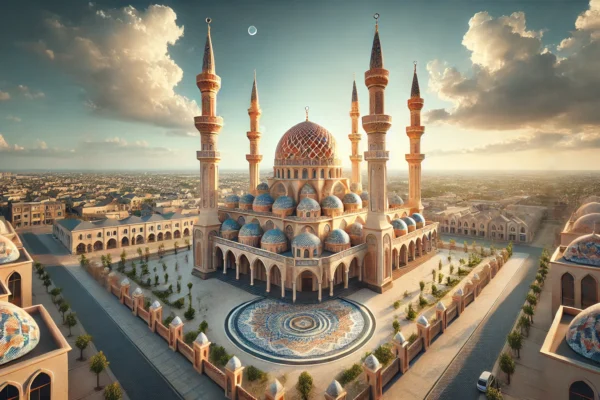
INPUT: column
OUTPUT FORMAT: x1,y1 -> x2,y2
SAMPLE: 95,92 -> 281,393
330,279 -> 334,297
250,266 -> 254,285
344,270 -> 349,289
281,277 -> 285,298
293,281 -> 297,303
318,282 -> 322,302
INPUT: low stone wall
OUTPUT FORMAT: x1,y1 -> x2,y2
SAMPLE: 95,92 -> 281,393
430,320 -> 442,339
237,386 -> 257,400
408,338 -> 423,362
464,291 -> 475,307
382,359 -> 400,386
177,339 -> 194,363
446,304 -> 458,323
204,361 -> 226,389
156,322 -> 169,340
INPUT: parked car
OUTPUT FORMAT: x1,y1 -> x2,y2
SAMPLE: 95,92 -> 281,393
477,371 -> 496,393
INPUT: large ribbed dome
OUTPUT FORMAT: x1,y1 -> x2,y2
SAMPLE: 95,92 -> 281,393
274,121 -> 339,166
574,202 -> 600,219
565,303 -> 600,362
571,213 -> 600,234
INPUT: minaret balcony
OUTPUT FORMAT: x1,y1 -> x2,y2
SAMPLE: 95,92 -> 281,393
246,154 -> 263,162
350,155 -> 363,162
407,98 -> 424,110
348,133 -> 362,141
362,114 -> 392,134
246,131 -> 262,140
197,150 -> 221,161
364,68 -> 389,87
195,116 -> 223,134
364,150 -> 389,161
196,73 -> 221,92
406,126 -> 425,137
405,154 -> 425,162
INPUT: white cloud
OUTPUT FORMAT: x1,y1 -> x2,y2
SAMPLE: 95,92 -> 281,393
0,91 -> 10,101
30,5 -> 200,129
6,115 -> 22,122
17,85 -> 45,99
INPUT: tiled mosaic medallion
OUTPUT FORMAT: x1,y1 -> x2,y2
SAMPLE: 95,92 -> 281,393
225,298 -> 375,364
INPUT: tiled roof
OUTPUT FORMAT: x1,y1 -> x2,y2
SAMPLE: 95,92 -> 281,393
240,193 -> 255,205
297,197 -> 321,212
221,219 -> 241,232
346,222 -> 363,236
239,223 -> 263,237
272,196 -> 295,210
325,229 -> 350,244
343,193 -> 362,205
402,216 -> 416,226
253,193 -> 274,206
300,184 -> 316,195
390,194 -> 404,206
261,228 -> 287,244
411,213 -> 425,223
256,182 -> 269,191
391,218 -> 408,231
292,232 -> 321,247
225,194 -> 240,203
321,195 -> 343,210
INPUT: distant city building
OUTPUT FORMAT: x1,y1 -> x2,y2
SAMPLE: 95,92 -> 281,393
53,212 -> 197,254
10,201 -> 65,228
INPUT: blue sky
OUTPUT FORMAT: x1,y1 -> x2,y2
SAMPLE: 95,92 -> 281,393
1,0 -> 598,170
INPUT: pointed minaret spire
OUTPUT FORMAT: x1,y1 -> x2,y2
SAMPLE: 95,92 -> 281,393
251,70 -> 259,103
247,72 -> 263,195
202,18 -> 215,73
411,61 -> 421,98
349,77 -> 362,193
352,79 -> 358,103
370,13 -> 383,69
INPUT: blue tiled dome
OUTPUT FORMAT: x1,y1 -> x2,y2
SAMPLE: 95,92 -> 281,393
325,229 -> 350,245
256,182 -> 269,191
292,232 -> 321,247
346,222 -> 363,236
300,184 -> 316,195
390,194 -> 404,206
566,303 -> 600,362
360,191 -> 369,201
343,193 -> 362,205
239,223 -> 263,237
391,218 -> 408,231
321,195 -> 343,210
402,216 -> 416,226
272,195 -> 295,210
261,228 -> 287,244
225,194 -> 240,203
297,197 -> 321,212
411,213 -> 425,224
564,232 -> 600,267
253,193 -> 274,206
221,218 -> 240,232
239,193 -> 255,204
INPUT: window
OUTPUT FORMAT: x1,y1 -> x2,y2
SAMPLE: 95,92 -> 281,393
29,372 -> 51,400
0,384 -> 19,400
304,249 -> 309,258
87,234 -> 91,239
124,229 -> 128,234
97,232 -> 102,238
569,381 -> 594,400
175,223 -> 179,228
581,275 -> 597,309
140,228 -> 143,232
78,234 -> 83,240
113,231 -> 116,235
296,249 -> 300,257
157,225 -> 161,231
561,273 -> 575,307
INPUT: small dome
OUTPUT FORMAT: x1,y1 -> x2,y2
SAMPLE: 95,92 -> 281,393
417,315 -> 429,326
402,216 -> 416,226
571,213 -> 600,234
321,195 -> 343,210
239,193 -> 255,205
391,219 -> 408,231
171,316 -> 182,326
226,355 -> 242,370
574,202 -> 600,219
272,195 -> 295,210
326,229 -> 351,245
411,213 -> 425,224
455,288 -> 464,296
436,301 -> 446,311
393,332 -> 406,344
389,194 -> 404,207
269,380 -> 284,395
0,302 -> 40,365
256,182 -> 269,191
224,194 -> 240,204
297,197 -> 321,212
133,288 -> 143,296
566,303 -> 600,362
346,222 -> 363,236
253,193 -> 274,207
360,191 -> 369,201
195,332 -> 209,345
121,278 -> 130,286
292,232 -> 321,247
261,228 -> 287,244
150,300 -> 161,309
239,223 -> 263,237
326,380 -> 344,397
364,354 -> 381,371
564,232 -> 600,267
343,192 -> 362,205
473,273 -> 480,280
300,184 -> 316,195
221,218 -> 241,232
0,235 -> 19,265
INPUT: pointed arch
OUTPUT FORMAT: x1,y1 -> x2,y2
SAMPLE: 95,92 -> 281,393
581,274 -> 598,309
561,272 -> 575,307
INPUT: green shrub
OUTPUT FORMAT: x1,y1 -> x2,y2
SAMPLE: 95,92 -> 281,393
199,320 -> 209,333
419,295 -> 428,308
406,303 -> 416,320
163,314 -> 175,326
297,371 -> 313,400
373,344 -> 394,365
438,273 -> 444,284
339,363 -> 362,385
403,290 -> 409,298
184,331 -> 198,345
210,344 -> 232,367
486,386 -> 503,400
393,300 -> 401,310
392,320 -> 401,333
247,365 -> 266,382
184,305 -> 196,320
173,297 -> 186,309
408,332 -> 419,344
419,281 -> 425,292
431,284 -> 438,297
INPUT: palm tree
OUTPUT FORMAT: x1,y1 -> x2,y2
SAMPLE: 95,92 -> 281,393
499,352 -> 515,384
507,330 -> 523,358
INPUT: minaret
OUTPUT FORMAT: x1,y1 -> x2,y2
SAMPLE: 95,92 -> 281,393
247,72 -> 263,195
348,78 -> 362,193
361,14 -> 394,292
406,62 -> 425,213
193,18 -> 224,278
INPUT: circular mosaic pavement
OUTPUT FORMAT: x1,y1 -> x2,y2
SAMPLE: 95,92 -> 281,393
225,298 -> 375,365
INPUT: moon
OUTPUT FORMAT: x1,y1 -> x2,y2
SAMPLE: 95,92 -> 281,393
248,25 -> 257,36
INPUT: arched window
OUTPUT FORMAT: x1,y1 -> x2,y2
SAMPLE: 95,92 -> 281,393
302,169 -> 308,179
561,273 -> 575,307
520,227 -> 526,233
491,225 -> 496,230
8,272 -> 22,307
581,275 -> 597,309
569,381 -> 594,400
29,372 -> 51,400
304,249 -> 309,258
511,227 -> 516,232
0,384 -> 19,400
78,234 -> 83,240
320,169 -> 324,178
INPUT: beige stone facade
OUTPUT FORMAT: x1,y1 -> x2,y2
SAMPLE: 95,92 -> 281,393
11,201 -> 65,228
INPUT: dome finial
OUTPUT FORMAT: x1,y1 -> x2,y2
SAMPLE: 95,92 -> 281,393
369,14 -> 383,69
414,60 -> 417,73
305,106 -> 309,121
374,13 -> 380,31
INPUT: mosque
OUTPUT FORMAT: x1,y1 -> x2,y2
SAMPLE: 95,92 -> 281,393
192,17 -> 439,302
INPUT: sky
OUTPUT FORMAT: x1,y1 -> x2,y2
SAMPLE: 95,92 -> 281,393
0,0 -> 599,171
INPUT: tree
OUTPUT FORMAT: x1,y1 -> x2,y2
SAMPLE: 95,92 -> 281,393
463,241 -> 468,253
177,281 -> 181,293
185,238 -> 190,250
59,302 -> 70,323
76,334 -> 93,361
65,313 -> 78,337
419,281 -> 425,292
43,278 -> 52,292
184,304 -> 196,320
530,283 -> 541,296
507,241 -> 513,257
90,351 -> 110,391
438,273 -> 444,284
518,314 -> 531,337
199,320 -> 208,333
174,241 -> 179,254
522,304 -> 534,324
431,269 -> 436,281
392,319 -> 401,333
79,254 -> 88,267
164,273 -> 169,284
438,260 -> 442,271
50,287 -> 62,303
187,282 -> 193,294
104,382 -> 122,400
526,293 -> 537,307
507,330 -> 523,358
296,371 -> 313,400
449,239 -> 456,251
137,247 -> 143,260
144,247 -> 150,262
486,386 -> 503,400
499,352 -> 515,384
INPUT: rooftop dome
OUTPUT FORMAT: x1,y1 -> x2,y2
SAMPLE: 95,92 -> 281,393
274,121 -> 339,166
325,229 -> 351,245
300,184 -> 316,195
391,218 -> 408,231
0,219 -> 8,235
326,380 -> 344,397
564,232 -> 600,267
411,213 -> 425,224
239,223 -> 263,238
571,213 -> 600,234
346,222 -> 363,236
239,193 -> 255,205
195,332 -> 209,345
0,235 -> 19,265
224,194 -> 240,204
292,232 -> 321,247
565,303 -> 600,363
150,300 -> 161,309
261,228 -> 287,244
342,192 -> 362,205
171,316 -> 182,326
0,302 -> 40,365
360,191 -> 369,201
226,355 -> 242,370
390,194 -> 404,207
256,182 -> 269,191
321,195 -> 343,210
574,202 -> 600,219
364,354 -> 381,371
297,197 -> 321,212
253,193 -> 274,206
221,218 -> 241,232
402,216 -> 416,226
272,195 -> 295,210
